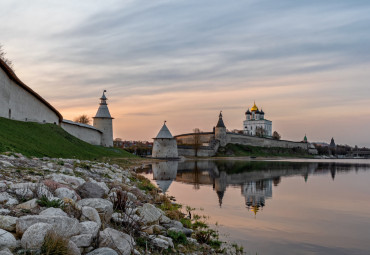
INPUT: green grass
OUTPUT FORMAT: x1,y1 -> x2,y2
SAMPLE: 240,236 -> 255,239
217,143 -> 312,158
0,117 -> 136,160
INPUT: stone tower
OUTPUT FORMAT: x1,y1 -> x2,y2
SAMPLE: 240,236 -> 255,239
215,111 -> 227,147
152,121 -> 178,158
93,90 -> 113,147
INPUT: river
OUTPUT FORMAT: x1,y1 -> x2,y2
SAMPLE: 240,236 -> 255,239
137,159 -> 370,255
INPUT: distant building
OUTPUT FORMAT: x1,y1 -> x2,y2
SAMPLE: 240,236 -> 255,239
114,140 -> 153,156
243,102 -> 272,137
329,137 -> 336,148
302,134 -> 308,143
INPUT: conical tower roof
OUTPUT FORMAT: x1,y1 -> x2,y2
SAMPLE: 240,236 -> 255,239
216,111 -> 226,128
94,90 -> 112,119
156,180 -> 173,193
155,122 -> 174,139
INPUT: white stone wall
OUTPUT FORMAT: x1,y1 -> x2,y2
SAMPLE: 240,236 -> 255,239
175,133 -> 214,145
228,134 -> 308,149
61,121 -> 102,146
0,68 -> 59,124
177,147 -> 216,157
152,138 -> 178,158
93,118 -> 113,147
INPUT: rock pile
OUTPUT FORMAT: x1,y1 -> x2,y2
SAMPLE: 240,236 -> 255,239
0,153 -> 222,255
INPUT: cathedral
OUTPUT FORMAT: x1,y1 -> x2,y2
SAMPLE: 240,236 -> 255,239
243,102 -> 272,137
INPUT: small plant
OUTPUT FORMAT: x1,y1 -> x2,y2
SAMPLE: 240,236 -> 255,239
41,230 -> 72,255
57,160 -> 64,166
167,230 -> 188,245
37,195 -> 64,208
136,176 -> 156,193
74,161 -> 91,170
180,218 -> 192,229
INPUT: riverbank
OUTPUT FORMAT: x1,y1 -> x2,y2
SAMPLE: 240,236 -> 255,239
0,152 -> 243,255
216,143 -> 313,158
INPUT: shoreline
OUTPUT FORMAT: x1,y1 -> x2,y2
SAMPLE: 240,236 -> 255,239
0,152 -> 242,255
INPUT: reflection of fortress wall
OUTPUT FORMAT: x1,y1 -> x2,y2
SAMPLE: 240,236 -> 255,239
176,162 -> 320,186
178,160 -> 218,173
152,161 -> 178,193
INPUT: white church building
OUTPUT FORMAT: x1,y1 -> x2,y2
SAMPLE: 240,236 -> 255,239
243,102 -> 272,137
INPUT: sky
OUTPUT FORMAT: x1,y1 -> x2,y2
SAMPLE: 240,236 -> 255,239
1,0 -> 370,146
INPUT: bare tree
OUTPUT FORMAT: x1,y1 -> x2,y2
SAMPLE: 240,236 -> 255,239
0,44 -> 14,69
272,131 -> 281,140
74,114 -> 91,125
192,128 -> 202,157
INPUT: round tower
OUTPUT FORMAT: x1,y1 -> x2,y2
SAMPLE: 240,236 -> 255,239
152,121 -> 178,159
215,111 -> 227,147
93,90 -> 114,147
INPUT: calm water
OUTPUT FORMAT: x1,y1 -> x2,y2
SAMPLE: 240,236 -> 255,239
138,159 -> 370,255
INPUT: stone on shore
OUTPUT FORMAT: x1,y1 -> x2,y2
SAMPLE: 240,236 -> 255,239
39,207 -> 68,217
87,247 -> 118,255
137,203 -> 164,225
77,199 -> 113,223
77,182 -> 106,199
21,222 -> 53,249
55,187 -> 78,201
0,215 -> 17,232
0,229 -> 17,249
16,215 -> 80,237
99,228 -> 135,255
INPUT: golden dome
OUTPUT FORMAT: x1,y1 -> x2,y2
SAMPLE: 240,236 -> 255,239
251,102 -> 258,112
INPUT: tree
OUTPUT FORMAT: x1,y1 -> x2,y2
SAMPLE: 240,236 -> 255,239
192,128 -> 202,157
255,127 -> 266,138
0,44 -> 14,69
73,114 -> 91,125
272,131 -> 281,140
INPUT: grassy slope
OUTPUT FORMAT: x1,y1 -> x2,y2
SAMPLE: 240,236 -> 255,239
217,143 -> 312,158
0,117 -> 135,160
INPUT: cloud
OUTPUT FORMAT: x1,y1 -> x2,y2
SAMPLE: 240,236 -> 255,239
1,0 -> 370,145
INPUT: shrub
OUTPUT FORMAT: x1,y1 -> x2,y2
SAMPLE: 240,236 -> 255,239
180,218 -> 192,229
167,230 -> 188,245
37,195 -> 64,208
41,230 -> 71,255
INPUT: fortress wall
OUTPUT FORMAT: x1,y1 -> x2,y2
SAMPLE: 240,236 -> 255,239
178,147 -> 216,157
0,67 -> 60,124
175,133 -> 214,145
61,121 -> 102,146
228,134 -> 308,149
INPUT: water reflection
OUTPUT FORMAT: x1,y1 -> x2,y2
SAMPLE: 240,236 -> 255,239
144,160 -> 370,215
139,160 -> 370,255
152,161 -> 178,193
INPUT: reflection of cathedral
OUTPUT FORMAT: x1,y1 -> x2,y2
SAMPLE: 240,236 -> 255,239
242,180 -> 272,215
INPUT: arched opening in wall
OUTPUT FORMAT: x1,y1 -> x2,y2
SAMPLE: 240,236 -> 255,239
8,109 -> 11,119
